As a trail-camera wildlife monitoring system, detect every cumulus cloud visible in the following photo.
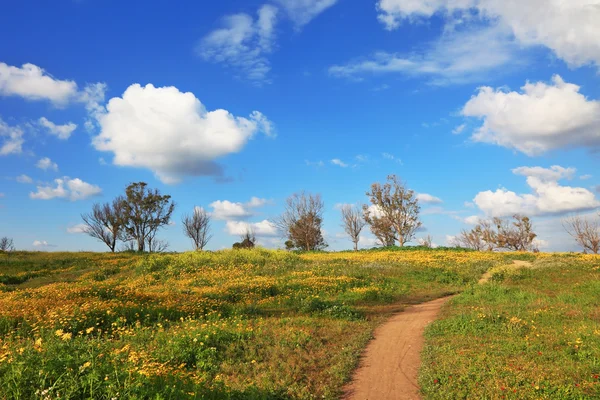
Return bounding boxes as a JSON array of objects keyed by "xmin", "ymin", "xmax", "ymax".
[
  {"xmin": 30, "ymin": 177, "xmax": 102, "ymax": 201},
  {"xmin": 464, "ymin": 215, "xmax": 481, "ymax": 225},
  {"xmin": 16, "ymin": 174, "xmax": 33, "ymax": 184},
  {"xmin": 198, "ymin": 5, "xmax": 278, "ymax": 83},
  {"xmin": 92, "ymin": 83, "xmax": 273, "ymax": 184},
  {"xmin": 39, "ymin": 117, "xmax": 77, "ymax": 140},
  {"xmin": 36, "ymin": 157, "xmax": 58, "ymax": 171},
  {"xmin": 329, "ymin": 24, "xmax": 521, "ymax": 85},
  {"xmin": 417, "ymin": 193, "xmax": 443, "ymax": 204},
  {"xmin": 33, "ymin": 240, "xmax": 51, "ymax": 247},
  {"xmin": 331, "ymin": 158, "xmax": 348, "ymax": 167},
  {"xmin": 473, "ymin": 166, "xmax": 600, "ymax": 217},
  {"xmin": 225, "ymin": 219, "xmax": 278, "ymax": 237},
  {"xmin": 0, "ymin": 118, "xmax": 24, "ymax": 155},
  {"xmin": 463, "ymin": 75, "xmax": 600, "ymax": 155},
  {"xmin": 67, "ymin": 224, "xmax": 88, "ymax": 234},
  {"xmin": 273, "ymin": 0, "xmax": 339, "ymax": 28},
  {"xmin": 0, "ymin": 62, "xmax": 78, "ymax": 105},
  {"xmin": 376, "ymin": 0, "xmax": 600, "ymax": 69},
  {"xmin": 210, "ymin": 197, "xmax": 270, "ymax": 220}
]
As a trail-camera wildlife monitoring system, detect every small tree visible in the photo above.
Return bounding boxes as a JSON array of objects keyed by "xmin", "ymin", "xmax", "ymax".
[
  {"xmin": 340, "ymin": 204, "xmax": 366, "ymax": 251},
  {"xmin": 120, "ymin": 182, "xmax": 175, "ymax": 252},
  {"xmin": 0, "ymin": 237, "xmax": 15, "ymax": 252},
  {"xmin": 274, "ymin": 192, "xmax": 326, "ymax": 251},
  {"xmin": 563, "ymin": 215, "xmax": 600, "ymax": 254},
  {"xmin": 364, "ymin": 175, "xmax": 421, "ymax": 247},
  {"xmin": 233, "ymin": 228, "xmax": 256, "ymax": 249},
  {"xmin": 418, "ymin": 235, "xmax": 433, "ymax": 248},
  {"xmin": 454, "ymin": 215, "xmax": 537, "ymax": 252},
  {"xmin": 81, "ymin": 197, "xmax": 125, "ymax": 252},
  {"xmin": 182, "ymin": 207, "xmax": 212, "ymax": 251},
  {"xmin": 452, "ymin": 224, "xmax": 494, "ymax": 251}
]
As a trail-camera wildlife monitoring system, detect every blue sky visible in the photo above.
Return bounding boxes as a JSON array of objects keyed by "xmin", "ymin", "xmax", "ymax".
[{"xmin": 2, "ymin": 0, "xmax": 600, "ymax": 252}]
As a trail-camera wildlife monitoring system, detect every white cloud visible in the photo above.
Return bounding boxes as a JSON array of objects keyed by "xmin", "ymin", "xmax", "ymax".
[
  {"xmin": 376, "ymin": 0, "xmax": 600, "ymax": 69},
  {"xmin": 210, "ymin": 197, "xmax": 270, "ymax": 220},
  {"xmin": 581, "ymin": 174, "xmax": 593, "ymax": 180},
  {"xmin": 473, "ymin": 166, "xmax": 600, "ymax": 217},
  {"xmin": 417, "ymin": 193, "xmax": 443, "ymax": 204},
  {"xmin": 358, "ymin": 235, "xmax": 379, "ymax": 248},
  {"xmin": 452, "ymin": 123, "xmax": 466, "ymax": 135},
  {"xmin": 273, "ymin": 0, "xmax": 338, "ymax": 28},
  {"xmin": 16, "ymin": 174, "xmax": 33, "ymax": 184},
  {"xmin": 0, "ymin": 62, "xmax": 78, "ymax": 105},
  {"xmin": 36, "ymin": 157, "xmax": 58, "ymax": 171},
  {"xmin": 0, "ymin": 118, "xmax": 24, "ymax": 155},
  {"xmin": 512, "ymin": 165, "xmax": 575, "ymax": 182},
  {"xmin": 464, "ymin": 75, "xmax": 600, "ymax": 155},
  {"xmin": 39, "ymin": 117, "xmax": 77, "ymax": 140},
  {"xmin": 33, "ymin": 240, "xmax": 51, "ymax": 247},
  {"xmin": 329, "ymin": 24, "xmax": 521, "ymax": 85},
  {"xmin": 464, "ymin": 215, "xmax": 481, "ymax": 225},
  {"xmin": 92, "ymin": 83, "xmax": 273, "ymax": 184},
  {"xmin": 382, "ymin": 152, "xmax": 403, "ymax": 164},
  {"xmin": 67, "ymin": 224, "xmax": 88, "ymax": 234},
  {"xmin": 331, "ymin": 158, "xmax": 348, "ymax": 167},
  {"xmin": 30, "ymin": 177, "xmax": 102, "ymax": 201},
  {"xmin": 225, "ymin": 219, "xmax": 278, "ymax": 237},
  {"xmin": 197, "ymin": 5, "xmax": 278, "ymax": 83},
  {"xmin": 305, "ymin": 160, "xmax": 325, "ymax": 167}
]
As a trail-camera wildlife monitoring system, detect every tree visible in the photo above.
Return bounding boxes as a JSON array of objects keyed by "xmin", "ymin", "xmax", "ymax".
[
  {"xmin": 363, "ymin": 175, "xmax": 421, "ymax": 247},
  {"xmin": 340, "ymin": 204, "xmax": 366, "ymax": 251},
  {"xmin": 418, "ymin": 235, "xmax": 433, "ymax": 248},
  {"xmin": 0, "ymin": 237, "xmax": 15, "ymax": 252},
  {"xmin": 120, "ymin": 182, "xmax": 175, "ymax": 252},
  {"xmin": 233, "ymin": 228, "xmax": 256, "ymax": 249},
  {"xmin": 454, "ymin": 215, "xmax": 537, "ymax": 252},
  {"xmin": 563, "ymin": 215, "xmax": 600, "ymax": 254},
  {"xmin": 81, "ymin": 197, "xmax": 125, "ymax": 252},
  {"xmin": 182, "ymin": 207, "xmax": 212, "ymax": 251},
  {"xmin": 274, "ymin": 192, "xmax": 326, "ymax": 251}
]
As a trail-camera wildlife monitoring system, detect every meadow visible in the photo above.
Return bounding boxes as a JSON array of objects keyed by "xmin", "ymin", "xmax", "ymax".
[{"xmin": 0, "ymin": 249, "xmax": 597, "ymax": 399}]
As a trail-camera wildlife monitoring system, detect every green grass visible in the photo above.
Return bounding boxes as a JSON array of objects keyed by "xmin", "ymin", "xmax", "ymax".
[{"xmin": 420, "ymin": 255, "xmax": 600, "ymax": 399}]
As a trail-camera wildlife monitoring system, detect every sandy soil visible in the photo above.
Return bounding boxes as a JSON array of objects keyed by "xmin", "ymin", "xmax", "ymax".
[{"xmin": 342, "ymin": 296, "xmax": 452, "ymax": 400}]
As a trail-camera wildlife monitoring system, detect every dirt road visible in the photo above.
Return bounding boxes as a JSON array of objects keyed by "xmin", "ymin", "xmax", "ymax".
[{"xmin": 342, "ymin": 296, "xmax": 452, "ymax": 400}]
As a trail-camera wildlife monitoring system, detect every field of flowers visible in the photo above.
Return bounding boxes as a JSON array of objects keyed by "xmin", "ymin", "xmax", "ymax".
[{"xmin": 0, "ymin": 248, "xmax": 508, "ymax": 399}]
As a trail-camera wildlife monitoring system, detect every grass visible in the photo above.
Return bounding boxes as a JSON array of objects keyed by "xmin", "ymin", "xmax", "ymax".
[
  {"xmin": 0, "ymin": 248, "xmax": 505, "ymax": 399},
  {"xmin": 420, "ymin": 254, "xmax": 600, "ymax": 399}
]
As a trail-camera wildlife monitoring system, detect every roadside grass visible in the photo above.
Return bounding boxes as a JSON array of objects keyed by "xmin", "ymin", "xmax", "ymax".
[
  {"xmin": 0, "ymin": 248, "xmax": 505, "ymax": 399},
  {"xmin": 420, "ymin": 255, "xmax": 600, "ymax": 399}
]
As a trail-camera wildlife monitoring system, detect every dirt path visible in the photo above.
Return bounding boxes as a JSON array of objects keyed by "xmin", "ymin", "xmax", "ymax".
[
  {"xmin": 342, "ymin": 296, "xmax": 452, "ymax": 400},
  {"xmin": 478, "ymin": 260, "xmax": 533, "ymax": 284},
  {"xmin": 343, "ymin": 260, "xmax": 535, "ymax": 400}
]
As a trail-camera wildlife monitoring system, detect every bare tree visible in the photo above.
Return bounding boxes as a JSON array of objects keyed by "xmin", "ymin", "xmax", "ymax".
[
  {"xmin": 363, "ymin": 175, "xmax": 421, "ymax": 247},
  {"xmin": 563, "ymin": 215, "xmax": 600, "ymax": 254},
  {"xmin": 418, "ymin": 235, "xmax": 433, "ymax": 248},
  {"xmin": 233, "ymin": 227, "xmax": 256, "ymax": 249},
  {"xmin": 81, "ymin": 197, "xmax": 125, "ymax": 252},
  {"xmin": 274, "ymin": 191, "xmax": 326, "ymax": 251},
  {"xmin": 0, "ymin": 237, "xmax": 15, "ymax": 252},
  {"xmin": 182, "ymin": 207, "xmax": 212, "ymax": 250},
  {"xmin": 341, "ymin": 205, "xmax": 366, "ymax": 251},
  {"xmin": 120, "ymin": 182, "xmax": 175, "ymax": 252},
  {"xmin": 148, "ymin": 238, "xmax": 169, "ymax": 253},
  {"xmin": 454, "ymin": 215, "xmax": 536, "ymax": 252}
]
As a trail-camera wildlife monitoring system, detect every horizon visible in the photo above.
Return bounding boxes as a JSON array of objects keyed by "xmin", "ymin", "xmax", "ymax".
[{"xmin": 2, "ymin": 0, "xmax": 600, "ymax": 253}]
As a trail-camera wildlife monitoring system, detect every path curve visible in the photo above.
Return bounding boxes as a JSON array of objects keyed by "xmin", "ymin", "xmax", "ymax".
[{"xmin": 342, "ymin": 296, "xmax": 452, "ymax": 400}]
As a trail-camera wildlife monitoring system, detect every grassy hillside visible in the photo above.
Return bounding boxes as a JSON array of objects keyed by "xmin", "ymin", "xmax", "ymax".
[
  {"xmin": 0, "ymin": 249, "xmax": 505, "ymax": 399},
  {"xmin": 420, "ymin": 254, "xmax": 600, "ymax": 399}
]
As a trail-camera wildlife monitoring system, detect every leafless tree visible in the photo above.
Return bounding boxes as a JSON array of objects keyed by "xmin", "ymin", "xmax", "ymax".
[
  {"xmin": 363, "ymin": 175, "xmax": 422, "ymax": 247},
  {"xmin": 0, "ymin": 237, "xmax": 15, "ymax": 252},
  {"xmin": 341, "ymin": 204, "xmax": 366, "ymax": 251},
  {"xmin": 274, "ymin": 191, "xmax": 326, "ymax": 251},
  {"xmin": 81, "ymin": 197, "xmax": 126, "ymax": 252},
  {"xmin": 418, "ymin": 235, "xmax": 433, "ymax": 248},
  {"xmin": 233, "ymin": 227, "xmax": 256, "ymax": 249},
  {"xmin": 563, "ymin": 215, "xmax": 600, "ymax": 254},
  {"xmin": 148, "ymin": 238, "xmax": 169, "ymax": 253},
  {"xmin": 454, "ymin": 215, "xmax": 536, "ymax": 252},
  {"xmin": 182, "ymin": 207, "xmax": 212, "ymax": 250}
]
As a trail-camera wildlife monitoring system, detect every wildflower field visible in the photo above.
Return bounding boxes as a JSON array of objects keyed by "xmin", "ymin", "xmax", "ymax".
[{"xmin": 0, "ymin": 249, "xmax": 598, "ymax": 399}]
